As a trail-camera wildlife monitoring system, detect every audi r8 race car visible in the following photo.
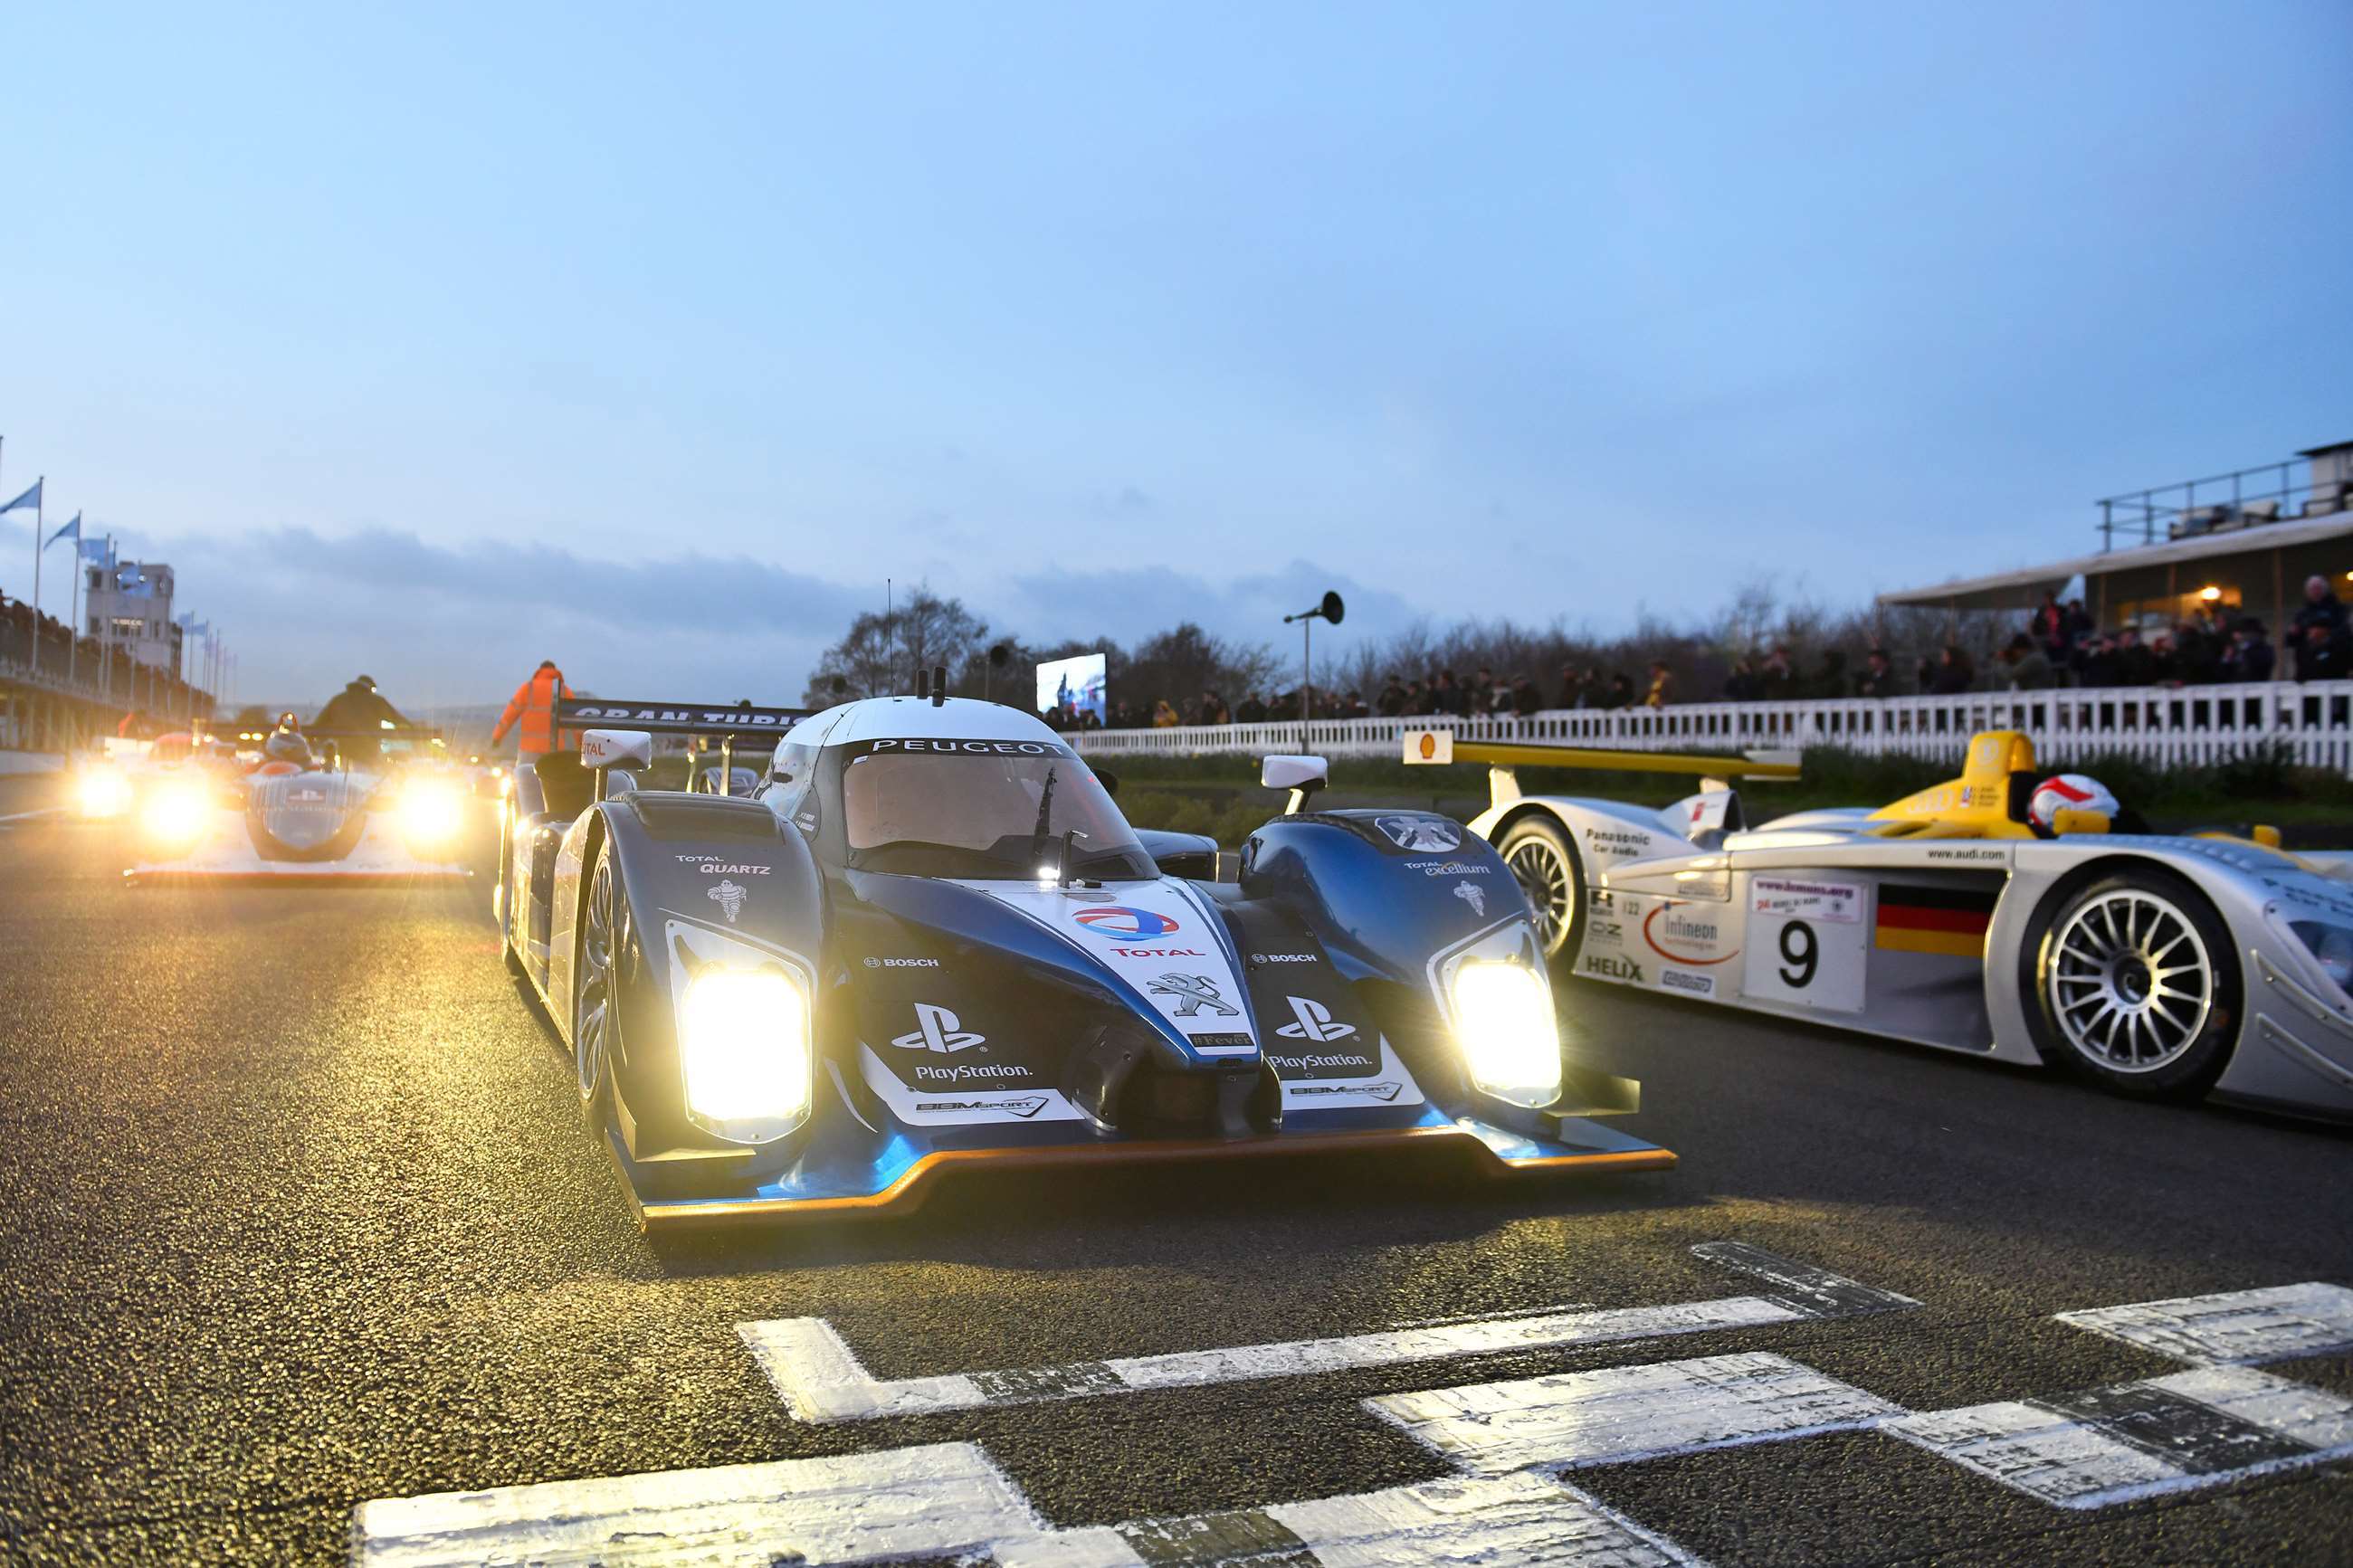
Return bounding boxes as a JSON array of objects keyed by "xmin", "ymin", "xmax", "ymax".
[
  {"xmin": 495, "ymin": 690, "xmax": 1667, "ymax": 1226},
  {"xmin": 124, "ymin": 724, "xmax": 472, "ymax": 883},
  {"xmin": 1406, "ymin": 726, "xmax": 2353, "ymax": 1120}
]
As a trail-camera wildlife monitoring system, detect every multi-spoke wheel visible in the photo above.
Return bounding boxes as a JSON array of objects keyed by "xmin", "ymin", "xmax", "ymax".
[
  {"xmin": 573, "ymin": 839, "xmax": 629, "ymax": 1126},
  {"xmin": 2030, "ymin": 869, "xmax": 2238, "ymax": 1100},
  {"xmin": 1495, "ymin": 814, "xmax": 1585, "ymax": 962},
  {"xmin": 497, "ymin": 802, "xmax": 527, "ymax": 977}
]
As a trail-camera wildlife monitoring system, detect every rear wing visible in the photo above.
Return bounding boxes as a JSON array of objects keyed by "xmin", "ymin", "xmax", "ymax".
[
  {"xmin": 1400, "ymin": 727, "xmax": 1801, "ymax": 814},
  {"xmin": 557, "ymin": 698, "xmax": 810, "ymax": 794}
]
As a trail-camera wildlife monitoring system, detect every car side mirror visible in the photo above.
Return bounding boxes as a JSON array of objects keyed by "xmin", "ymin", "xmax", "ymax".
[
  {"xmin": 1262, "ymin": 754, "xmax": 1329, "ymax": 815},
  {"xmin": 582, "ymin": 728, "xmax": 654, "ymax": 803},
  {"xmin": 1093, "ymin": 765, "xmax": 1120, "ymax": 798}
]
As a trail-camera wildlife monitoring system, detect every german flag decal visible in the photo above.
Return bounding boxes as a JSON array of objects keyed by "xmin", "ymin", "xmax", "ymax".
[{"xmin": 1874, "ymin": 882, "xmax": 1999, "ymax": 958}]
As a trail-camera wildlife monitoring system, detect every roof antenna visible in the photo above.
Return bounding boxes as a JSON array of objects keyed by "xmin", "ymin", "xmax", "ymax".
[
  {"xmin": 914, "ymin": 667, "xmax": 929, "ymax": 700},
  {"xmin": 931, "ymin": 666, "xmax": 948, "ymax": 707}
]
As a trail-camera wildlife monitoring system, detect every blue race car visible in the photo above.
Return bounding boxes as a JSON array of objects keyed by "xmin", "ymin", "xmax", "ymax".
[{"xmin": 495, "ymin": 688, "xmax": 1669, "ymax": 1227}]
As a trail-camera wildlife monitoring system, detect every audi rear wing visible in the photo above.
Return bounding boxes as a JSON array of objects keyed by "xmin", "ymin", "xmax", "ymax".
[
  {"xmin": 1400, "ymin": 727, "xmax": 1801, "ymax": 813},
  {"xmin": 557, "ymin": 698, "xmax": 810, "ymax": 794}
]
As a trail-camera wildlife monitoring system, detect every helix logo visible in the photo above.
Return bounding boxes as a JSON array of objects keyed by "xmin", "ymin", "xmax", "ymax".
[
  {"xmin": 1274, "ymin": 995, "xmax": 1357, "ymax": 1042},
  {"xmin": 891, "ymin": 1003, "xmax": 986, "ymax": 1054}
]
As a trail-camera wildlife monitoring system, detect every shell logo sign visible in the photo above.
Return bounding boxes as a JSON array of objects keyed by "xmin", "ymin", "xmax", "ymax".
[{"xmin": 1402, "ymin": 729, "xmax": 1454, "ymax": 765}]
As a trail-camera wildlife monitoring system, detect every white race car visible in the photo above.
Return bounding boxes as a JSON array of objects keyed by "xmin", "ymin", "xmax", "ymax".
[
  {"xmin": 125, "ymin": 726, "xmax": 472, "ymax": 884},
  {"xmin": 1403, "ymin": 727, "xmax": 2353, "ymax": 1120}
]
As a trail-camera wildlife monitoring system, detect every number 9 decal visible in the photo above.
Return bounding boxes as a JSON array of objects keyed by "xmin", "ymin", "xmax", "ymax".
[{"xmin": 1777, "ymin": 918, "xmax": 1817, "ymax": 989}]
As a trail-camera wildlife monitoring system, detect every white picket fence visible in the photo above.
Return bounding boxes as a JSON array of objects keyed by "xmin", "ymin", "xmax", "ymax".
[{"xmin": 1074, "ymin": 680, "xmax": 2353, "ymax": 773}]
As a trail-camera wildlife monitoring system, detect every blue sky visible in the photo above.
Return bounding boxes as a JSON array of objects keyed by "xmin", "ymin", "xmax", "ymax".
[{"xmin": 3, "ymin": 1, "xmax": 2347, "ymax": 706}]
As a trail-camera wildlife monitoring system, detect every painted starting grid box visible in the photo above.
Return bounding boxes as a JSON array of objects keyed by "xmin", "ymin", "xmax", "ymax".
[{"xmin": 351, "ymin": 1258, "xmax": 2353, "ymax": 1567}]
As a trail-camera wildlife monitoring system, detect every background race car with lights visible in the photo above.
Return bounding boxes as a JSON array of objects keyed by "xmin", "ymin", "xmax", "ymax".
[
  {"xmin": 493, "ymin": 686, "xmax": 1667, "ymax": 1227},
  {"xmin": 1404, "ymin": 725, "xmax": 2353, "ymax": 1120},
  {"xmin": 119, "ymin": 722, "xmax": 472, "ymax": 884}
]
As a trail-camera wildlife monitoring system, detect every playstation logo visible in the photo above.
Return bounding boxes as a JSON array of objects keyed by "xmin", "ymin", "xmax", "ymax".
[
  {"xmin": 1274, "ymin": 994, "xmax": 1357, "ymax": 1042},
  {"xmin": 891, "ymin": 1003, "xmax": 986, "ymax": 1054}
]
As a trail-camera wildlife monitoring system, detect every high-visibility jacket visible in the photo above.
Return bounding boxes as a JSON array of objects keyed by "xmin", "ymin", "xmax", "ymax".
[{"xmin": 491, "ymin": 664, "xmax": 576, "ymax": 756}]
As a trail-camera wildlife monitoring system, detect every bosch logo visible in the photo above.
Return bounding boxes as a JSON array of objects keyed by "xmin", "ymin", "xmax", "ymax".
[{"xmin": 1073, "ymin": 906, "xmax": 1182, "ymax": 940}]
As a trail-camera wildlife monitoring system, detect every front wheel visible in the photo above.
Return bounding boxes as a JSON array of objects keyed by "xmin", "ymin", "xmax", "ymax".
[
  {"xmin": 573, "ymin": 838, "xmax": 632, "ymax": 1130},
  {"xmin": 497, "ymin": 804, "xmax": 526, "ymax": 977},
  {"xmin": 2026, "ymin": 868, "xmax": 2239, "ymax": 1100},
  {"xmin": 1496, "ymin": 813, "xmax": 1585, "ymax": 963}
]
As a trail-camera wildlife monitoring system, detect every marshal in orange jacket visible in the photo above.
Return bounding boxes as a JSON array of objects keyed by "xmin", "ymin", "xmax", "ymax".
[{"xmin": 491, "ymin": 661, "xmax": 576, "ymax": 756}]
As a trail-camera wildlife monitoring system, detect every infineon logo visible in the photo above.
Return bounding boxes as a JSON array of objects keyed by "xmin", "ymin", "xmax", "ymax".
[{"xmin": 1073, "ymin": 906, "xmax": 1182, "ymax": 940}]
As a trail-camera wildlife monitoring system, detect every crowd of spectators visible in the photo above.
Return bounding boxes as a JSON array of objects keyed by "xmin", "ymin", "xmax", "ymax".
[{"xmin": 1045, "ymin": 577, "xmax": 2353, "ymax": 730}]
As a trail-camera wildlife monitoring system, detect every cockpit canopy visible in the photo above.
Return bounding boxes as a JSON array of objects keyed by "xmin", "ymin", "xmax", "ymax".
[{"xmin": 840, "ymin": 740, "xmax": 1152, "ymax": 880}]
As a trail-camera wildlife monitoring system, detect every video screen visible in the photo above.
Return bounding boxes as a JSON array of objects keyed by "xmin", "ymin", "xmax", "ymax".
[{"xmin": 1035, "ymin": 653, "xmax": 1108, "ymax": 727}]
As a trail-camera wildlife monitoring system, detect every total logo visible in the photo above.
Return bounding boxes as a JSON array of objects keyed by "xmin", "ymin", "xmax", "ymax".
[
  {"xmin": 1073, "ymin": 906, "xmax": 1183, "ymax": 941},
  {"xmin": 289, "ymin": 787, "xmax": 328, "ymax": 805},
  {"xmin": 1274, "ymin": 994, "xmax": 1357, "ymax": 1042},
  {"xmin": 891, "ymin": 1003, "xmax": 986, "ymax": 1054}
]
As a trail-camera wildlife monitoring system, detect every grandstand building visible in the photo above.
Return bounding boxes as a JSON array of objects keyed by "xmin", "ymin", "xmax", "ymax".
[
  {"xmin": 84, "ymin": 558, "xmax": 183, "ymax": 674},
  {"xmin": 1881, "ymin": 439, "xmax": 2353, "ymax": 642}
]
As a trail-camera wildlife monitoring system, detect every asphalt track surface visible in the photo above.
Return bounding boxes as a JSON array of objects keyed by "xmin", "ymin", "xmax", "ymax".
[{"xmin": 3, "ymin": 793, "xmax": 2351, "ymax": 1566}]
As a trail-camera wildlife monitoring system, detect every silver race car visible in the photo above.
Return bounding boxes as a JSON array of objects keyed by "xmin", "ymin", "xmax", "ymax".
[
  {"xmin": 1403, "ymin": 726, "xmax": 2353, "ymax": 1120},
  {"xmin": 125, "ymin": 723, "xmax": 472, "ymax": 884}
]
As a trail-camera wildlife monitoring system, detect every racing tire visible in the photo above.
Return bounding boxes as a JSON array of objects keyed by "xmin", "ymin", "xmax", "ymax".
[
  {"xmin": 1496, "ymin": 813, "xmax": 1585, "ymax": 964},
  {"xmin": 572, "ymin": 837, "xmax": 631, "ymax": 1133},
  {"xmin": 2023, "ymin": 866, "xmax": 2240, "ymax": 1102},
  {"xmin": 497, "ymin": 805, "xmax": 527, "ymax": 978}
]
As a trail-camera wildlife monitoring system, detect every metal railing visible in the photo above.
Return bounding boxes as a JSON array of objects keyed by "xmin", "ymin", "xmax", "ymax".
[
  {"xmin": 0, "ymin": 649, "xmax": 214, "ymax": 726},
  {"xmin": 1075, "ymin": 682, "xmax": 2353, "ymax": 773},
  {"xmin": 2097, "ymin": 460, "xmax": 2343, "ymax": 551}
]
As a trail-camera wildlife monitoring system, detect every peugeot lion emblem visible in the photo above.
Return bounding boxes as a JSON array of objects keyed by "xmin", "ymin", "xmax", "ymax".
[
  {"xmin": 1148, "ymin": 974, "xmax": 1239, "ymax": 1018},
  {"xmin": 707, "ymin": 879, "xmax": 748, "ymax": 924}
]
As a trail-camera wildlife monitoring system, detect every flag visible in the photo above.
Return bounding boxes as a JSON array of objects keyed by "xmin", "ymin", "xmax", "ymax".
[
  {"xmin": 43, "ymin": 511, "xmax": 80, "ymax": 550},
  {"xmin": 0, "ymin": 480, "xmax": 39, "ymax": 514},
  {"xmin": 80, "ymin": 537, "xmax": 112, "ymax": 564}
]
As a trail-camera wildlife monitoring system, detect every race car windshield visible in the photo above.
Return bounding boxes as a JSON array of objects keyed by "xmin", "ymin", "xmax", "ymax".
[{"xmin": 843, "ymin": 747, "xmax": 1154, "ymax": 879}]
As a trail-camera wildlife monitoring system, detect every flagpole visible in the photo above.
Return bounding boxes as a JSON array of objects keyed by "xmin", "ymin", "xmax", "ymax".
[
  {"xmin": 29, "ymin": 481, "xmax": 42, "ymax": 678},
  {"xmin": 67, "ymin": 537, "xmax": 79, "ymax": 686}
]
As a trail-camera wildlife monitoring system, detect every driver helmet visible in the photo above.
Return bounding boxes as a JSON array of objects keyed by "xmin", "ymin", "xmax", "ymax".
[
  {"xmin": 2028, "ymin": 774, "xmax": 2119, "ymax": 834},
  {"xmin": 264, "ymin": 727, "xmax": 313, "ymax": 767}
]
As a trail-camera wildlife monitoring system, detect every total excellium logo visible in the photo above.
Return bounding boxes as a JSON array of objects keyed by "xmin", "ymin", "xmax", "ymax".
[
  {"xmin": 1072, "ymin": 906, "xmax": 1182, "ymax": 940},
  {"xmin": 891, "ymin": 1003, "xmax": 986, "ymax": 1053}
]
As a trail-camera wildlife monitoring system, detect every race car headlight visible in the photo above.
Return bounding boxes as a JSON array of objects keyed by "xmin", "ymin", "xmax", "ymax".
[
  {"xmin": 140, "ymin": 781, "xmax": 211, "ymax": 846},
  {"xmin": 677, "ymin": 965, "xmax": 813, "ymax": 1143},
  {"xmin": 396, "ymin": 781, "xmax": 465, "ymax": 847},
  {"xmin": 1451, "ymin": 960, "xmax": 1563, "ymax": 1108},
  {"xmin": 2287, "ymin": 920, "xmax": 2353, "ymax": 995},
  {"xmin": 78, "ymin": 767, "xmax": 133, "ymax": 820}
]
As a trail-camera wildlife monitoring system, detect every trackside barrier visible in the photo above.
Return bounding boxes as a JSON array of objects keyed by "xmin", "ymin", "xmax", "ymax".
[{"xmin": 1073, "ymin": 680, "xmax": 2353, "ymax": 774}]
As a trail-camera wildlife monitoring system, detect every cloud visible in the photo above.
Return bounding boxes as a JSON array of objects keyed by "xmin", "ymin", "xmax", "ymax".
[
  {"xmin": 1002, "ymin": 558, "xmax": 1421, "ymax": 652},
  {"xmin": 129, "ymin": 526, "xmax": 863, "ymax": 706}
]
